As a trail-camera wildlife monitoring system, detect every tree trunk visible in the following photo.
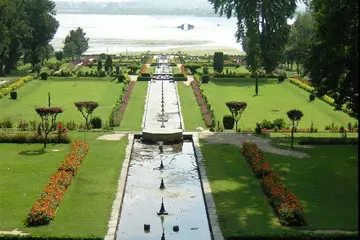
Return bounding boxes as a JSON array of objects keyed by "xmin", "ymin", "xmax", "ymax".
[
  {"xmin": 255, "ymin": 75, "xmax": 259, "ymax": 96},
  {"xmin": 291, "ymin": 126, "xmax": 294, "ymax": 148},
  {"xmin": 44, "ymin": 133, "xmax": 48, "ymax": 149}
]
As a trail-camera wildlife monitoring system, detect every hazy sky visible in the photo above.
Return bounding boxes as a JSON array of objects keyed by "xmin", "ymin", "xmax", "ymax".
[{"xmin": 53, "ymin": 0, "xmax": 307, "ymax": 11}]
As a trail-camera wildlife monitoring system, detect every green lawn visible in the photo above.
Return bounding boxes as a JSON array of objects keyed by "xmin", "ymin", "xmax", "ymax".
[
  {"xmin": 177, "ymin": 82, "xmax": 207, "ymax": 131},
  {"xmin": 0, "ymin": 132, "xmax": 128, "ymax": 237},
  {"xmin": 118, "ymin": 81, "xmax": 148, "ymax": 131},
  {"xmin": 196, "ymin": 66, "xmax": 249, "ymax": 74},
  {"xmin": 201, "ymin": 78, "xmax": 356, "ymax": 131},
  {"xmin": 200, "ymin": 141, "xmax": 358, "ymax": 238},
  {"xmin": 0, "ymin": 78, "xmax": 122, "ymax": 125}
]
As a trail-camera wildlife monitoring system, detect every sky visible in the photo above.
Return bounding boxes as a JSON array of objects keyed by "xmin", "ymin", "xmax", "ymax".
[{"xmin": 53, "ymin": 0, "xmax": 307, "ymax": 11}]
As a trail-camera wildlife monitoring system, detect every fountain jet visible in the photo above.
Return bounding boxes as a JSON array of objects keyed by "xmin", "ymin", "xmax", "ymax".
[
  {"xmin": 157, "ymin": 198, "xmax": 168, "ymax": 215},
  {"xmin": 159, "ymin": 178, "xmax": 165, "ymax": 189}
]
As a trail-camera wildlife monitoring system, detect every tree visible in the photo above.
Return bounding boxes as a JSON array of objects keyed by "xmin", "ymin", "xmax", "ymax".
[
  {"xmin": 225, "ymin": 101, "xmax": 247, "ymax": 131},
  {"xmin": 22, "ymin": 0, "xmax": 59, "ymax": 70},
  {"xmin": 128, "ymin": 64, "xmax": 139, "ymax": 74},
  {"xmin": 35, "ymin": 107, "xmax": 63, "ymax": 148},
  {"xmin": 97, "ymin": 60, "xmax": 102, "ymax": 72},
  {"xmin": 55, "ymin": 51, "xmax": 64, "ymax": 61},
  {"xmin": 304, "ymin": 0, "xmax": 358, "ymax": 116},
  {"xmin": 40, "ymin": 44, "xmax": 54, "ymax": 64},
  {"xmin": 285, "ymin": 11, "xmax": 315, "ymax": 75},
  {"xmin": 63, "ymin": 41, "xmax": 76, "ymax": 60},
  {"xmin": 287, "ymin": 109, "xmax": 303, "ymax": 148},
  {"xmin": 63, "ymin": 27, "xmax": 89, "ymax": 60},
  {"xmin": 0, "ymin": 0, "xmax": 31, "ymax": 75},
  {"xmin": 74, "ymin": 101, "xmax": 99, "ymax": 130},
  {"xmin": 213, "ymin": 52, "xmax": 224, "ymax": 73},
  {"xmin": 208, "ymin": 0, "xmax": 298, "ymax": 73},
  {"xmin": 115, "ymin": 63, "xmax": 120, "ymax": 77},
  {"xmin": 104, "ymin": 55, "xmax": 113, "ymax": 74},
  {"xmin": 243, "ymin": 31, "xmax": 261, "ymax": 96}
]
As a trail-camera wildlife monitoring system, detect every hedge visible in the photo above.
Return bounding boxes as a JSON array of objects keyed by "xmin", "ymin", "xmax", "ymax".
[
  {"xmin": 173, "ymin": 77, "xmax": 187, "ymax": 81},
  {"xmin": 137, "ymin": 77, "xmax": 151, "ymax": 81},
  {"xmin": 0, "ymin": 76, "xmax": 33, "ymax": 99},
  {"xmin": 0, "ymin": 133, "xmax": 70, "ymax": 144},
  {"xmin": 288, "ymin": 78, "xmax": 353, "ymax": 116},
  {"xmin": 298, "ymin": 137, "xmax": 358, "ymax": 145}
]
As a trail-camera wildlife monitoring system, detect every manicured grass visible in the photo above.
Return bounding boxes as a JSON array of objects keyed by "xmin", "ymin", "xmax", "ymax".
[
  {"xmin": 0, "ymin": 132, "xmax": 128, "ymax": 237},
  {"xmin": 118, "ymin": 81, "xmax": 148, "ymax": 131},
  {"xmin": 200, "ymin": 141, "xmax": 358, "ymax": 238},
  {"xmin": 201, "ymin": 78, "xmax": 356, "ymax": 131},
  {"xmin": 197, "ymin": 66, "xmax": 249, "ymax": 74},
  {"xmin": 269, "ymin": 132, "xmax": 358, "ymax": 138},
  {"xmin": 263, "ymin": 145, "xmax": 358, "ymax": 231},
  {"xmin": 177, "ymin": 82, "xmax": 207, "ymax": 131},
  {"xmin": 0, "ymin": 78, "xmax": 122, "ymax": 125}
]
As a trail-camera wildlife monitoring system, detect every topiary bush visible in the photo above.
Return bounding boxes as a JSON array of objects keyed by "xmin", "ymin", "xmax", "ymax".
[
  {"xmin": 90, "ymin": 116, "xmax": 102, "ymax": 129},
  {"xmin": 309, "ymin": 93, "xmax": 315, "ymax": 101},
  {"xmin": 223, "ymin": 115, "xmax": 235, "ymax": 129},
  {"xmin": 40, "ymin": 72, "xmax": 48, "ymax": 80},
  {"xmin": 201, "ymin": 75, "xmax": 210, "ymax": 83},
  {"xmin": 278, "ymin": 71, "xmax": 287, "ymax": 82},
  {"xmin": 10, "ymin": 91, "xmax": 17, "ymax": 100}
]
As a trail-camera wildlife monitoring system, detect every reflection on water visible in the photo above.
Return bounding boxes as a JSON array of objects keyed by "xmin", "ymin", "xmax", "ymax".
[{"xmin": 116, "ymin": 140, "xmax": 212, "ymax": 240}]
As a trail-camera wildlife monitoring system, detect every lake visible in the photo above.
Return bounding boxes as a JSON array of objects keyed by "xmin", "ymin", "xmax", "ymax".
[{"xmin": 50, "ymin": 14, "xmax": 243, "ymax": 54}]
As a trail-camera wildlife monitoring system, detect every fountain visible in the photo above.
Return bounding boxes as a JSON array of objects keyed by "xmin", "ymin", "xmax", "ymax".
[
  {"xmin": 159, "ymin": 178, "xmax": 165, "ymax": 189},
  {"xmin": 157, "ymin": 198, "xmax": 168, "ymax": 215}
]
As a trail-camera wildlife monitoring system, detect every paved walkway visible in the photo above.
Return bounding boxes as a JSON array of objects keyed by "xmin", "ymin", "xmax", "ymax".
[
  {"xmin": 198, "ymin": 132, "xmax": 310, "ymax": 158},
  {"xmin": 183, "ymin": 74, "xmax": 194, "ymax": 86}
]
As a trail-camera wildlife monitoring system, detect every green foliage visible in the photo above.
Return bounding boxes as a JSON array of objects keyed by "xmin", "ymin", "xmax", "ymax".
[
  {"xmin": 287, "ymin": 109, "xmax": 304, "ymax": 148},
  {"xmin": 201, "ymin": 75, "xmax": 210, "ymax": 83},
  {"xmin": 222, "ymin": 115, "xmax": 235, "ymax": 129},
  {"xmin": 10, "ymin": 91, "xmax": 17, "ymax": 100},
  {"xmin": 305, "ymin": 0, "xmax": 358, "ymax": 116},
  {"xmin": 90, "ymin": 116, "xmax": 102, "ymax": 129},
  {"xmin": 0, "ymin": 118, "xmax": 13, "ymax": 128},
  {"xmin": 225, "ymin": 101, "xmax": 247, "ymax": 131},
  {"xmin": 104, "ymin": 55, "xmax": 113, "ymax": 72},
  {"xmin": 309, "ymin": 93, "xmax": 315, "ymax": 102},
  {"xmin": 40, "ymin": 72, "xmax": 48, "ymax": 80},
  {"xmin": 0, "ymin": 133, "xmax": 70, "ymax": 143},
  {"xmin": 213, "ymin": 52, "xmax": 224, "ymax": 73},
  {"xmin": 278, "ymin": 71, "xmax": 287, "ymax": 83},
  {"xmin": 97, "ymin": 60, "xmax": 102, "ymax": 71},
  {"xmin": 184, "ymin": 64, "xmax": 201, "ymax": 74},
  {"xmin": 55, "ymin": 51, "xmax": 64, "ymax": 61},
  {"xmin": 63, "ymin": 27, "xmax": 89, "ymax": 59}
]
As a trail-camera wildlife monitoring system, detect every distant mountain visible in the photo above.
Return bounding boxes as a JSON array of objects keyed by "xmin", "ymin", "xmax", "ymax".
[{"xmin": 54, "ymin": 0, "xmax": 219, "ymax": 16}]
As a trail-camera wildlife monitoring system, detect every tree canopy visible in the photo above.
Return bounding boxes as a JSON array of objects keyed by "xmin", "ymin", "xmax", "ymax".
[
  {"xmin": 208, "ymin": 0, "xmax": 298, "ymax": 73},
  {"xmin": 63, "ymin": 27, "xmax": 89, "ymax": 60},
  {"xmin": 304, "ymin": 0, "xmax": 358, "ymax": 116}
]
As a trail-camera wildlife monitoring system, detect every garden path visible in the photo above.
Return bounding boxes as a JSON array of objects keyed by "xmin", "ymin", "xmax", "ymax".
[{"xmin": 198, "ymin": 132, "xmax": 310, "ymax": 158}]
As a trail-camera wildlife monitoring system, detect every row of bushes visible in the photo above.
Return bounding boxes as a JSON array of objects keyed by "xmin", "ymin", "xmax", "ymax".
[
  {"xmin": 109, "ymin": 81, "xmax": 136, "ymax": 127},
  {"xmin": 288, "ymin": 78, "xmax": 353, "ymax": 116},
  {"xmin": 25, "ymin": 140, "xmax": 89, "ymax": 226},
  {"xmin": 0, "ymin": 133, "xmax": 70, "ymax": 143},
  {"xmin": 0, "ymin": 76, "xmax": 33, "ymax": 99},
  {"xmin": 173, "ymin": 72, "xmax": 187, "ymax": 81},
  {"xmin": 190, "ymin": 81, "xmax": 215, "ymax": 127},
  {"xmin": 298, "ymin": 137, "xmax": 358, "ymax": 145},
  {"xmin": 241, "ymin": 142, "xmax": 306, "ymax": 226}
]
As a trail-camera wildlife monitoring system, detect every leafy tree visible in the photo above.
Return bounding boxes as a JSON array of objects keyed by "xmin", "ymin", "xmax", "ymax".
[
  {"xmin": 97, "ymin": 59, "xmax": 102, "ymax": 71},
  {"xmin": 287, "ymin": 109, "xmax": 303, "ymax": 148},
  {"xmin": 0, "ymin": 0, "xmax": 30, "ymax": 75},
  {"xmin": 55, "ymin": 51, "xmax": 64, "ymax": 61},
  {"xmin": 225, "ymin": 101, "xmax": 247, "ymax": 131},
  {"xmin": 304, "ymin": 0, "xmax": 358, "ymax": 116},
  {"xmin": 104, "ymin": 55, "xmax": 113, "ymax": 73},
  {"xmin": 22, "ymin": 0, "xmax": 59, "ymax": 70},
  {"xmin": 285, "ymin": 11, "xmax": 315, "ymax": 75},
  {"xmin": 35, "ymin": 107, "xmax": 63, "ymax": 148},
  {"xmin": 74, "ymin": 101, "xmax": 99, "ymax": 130},
  {"xmin": 115, "ymin": 63, "xmax": 120, "ymax": 77},
  {"xmin": 63, "ymin": 41, "xmax": 76, "ymax": 60},
  {"xmin": 40, "ymin": 44, "xmax": 54, "ymax": 64},
  {"xmin": 128, "ymin": 64, "xmax": 139, "ymax": 74},
  {"xmin": 213, "ymin": 52, "xmax": 224, "ymax": 73},
  {"xmin": 243, "ymin": 31, "xmax": 261, "ymax": 96},
  {"xmin": 208, "ymin": 0, "xmax": 298, "ymax": 73},
  {"xmin": 63, "ymin": 27, "xmax": 89, "ymax": 60}
]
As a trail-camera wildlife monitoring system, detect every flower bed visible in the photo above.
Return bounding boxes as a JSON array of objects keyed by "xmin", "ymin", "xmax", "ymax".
[
  {"xmin": 190, "ymin": 81, "xmax": 215, "ymax": 127},
  {"xmin": 241, "ymin": 142, "xmax": 306, "ymax": 226},
  {"xmin": 109, "ymin": 81, "xmax": 136, "ymax": 127},
  {"xmin": 25, "ymin": 140, "xmax": 89, "ymax": 226}
]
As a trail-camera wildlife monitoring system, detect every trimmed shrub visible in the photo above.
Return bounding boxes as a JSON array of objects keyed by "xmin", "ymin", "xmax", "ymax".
[
  {"xmin": 309, "ymin": 93, "xmax": 315, "ymax": 101},
  {"xmin": 223, "ymin": 115, "xmax": 235, "ymax": 129},
  {"xmin": 141, "ymin": 73, "xmax": 151, "ymax": 77},
  {"xmin": 0, "ymin": 133, "xmax": 70, "ymax": 143},
  {"xmin": 40, "ymin": 72, "xmax": 48, "ymax": 80},
  {"xmin": 278, "ymin": 71, "xmax": 287, "ymax": 82},
  {"xmin": 10, "ymin": 91, "xmax": 17, "ymax": 100},
  {"xmin": 90, "ymin": 116, "xmax": 102, "ymax": 129},
  {"xmin": 213, "ymin": 52, "xmax": 224, "ymax": 73},
  {"xmin": 298, "ymin": 137, "xmax": 358, "ymax": 145},
  {"xmin": 117, "ymin": 74, "xmax": 125, "ymax": 82},
  {"xmin": 201, "ymin": 75, "xmax": 210, "ymax": 83}
]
